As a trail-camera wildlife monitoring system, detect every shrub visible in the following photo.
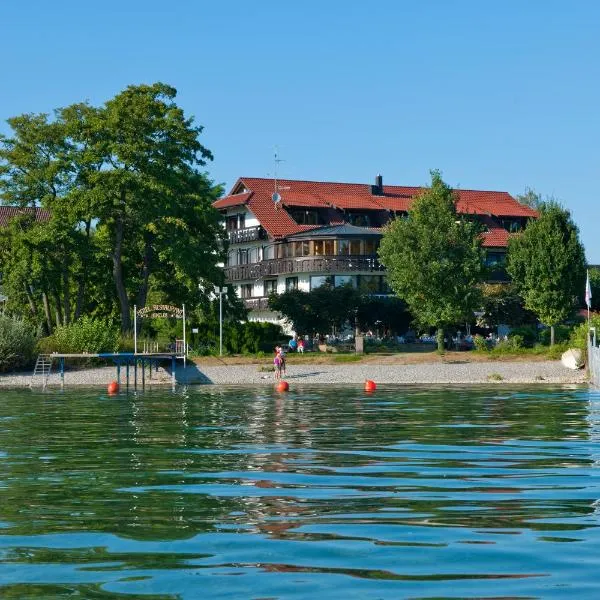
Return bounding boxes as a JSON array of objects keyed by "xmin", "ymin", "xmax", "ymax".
[
  {"xmin": 508, "ymin": 325, "xmax": 538, "ymax": 348},
  {"xmin": 38, "ymin": 317, "xmax": 120, "ymax": 354},
  {"xmin": 538, "ymin": 324, "xmax": 574, "ymax": 346},
  {"xmin": 0, "ymin": 315, "xmax": 39, "ymax": 372},
  {"xmin": 568, "ymin": 314, "xmax": 600, "ymax": 360},
  {"xmin": 473, "ymin": 335, "xmax": 488, "ymax": 351},
  {"xmin": 495, "ymin": 335, "xmax": 524, "ymax": 351}
]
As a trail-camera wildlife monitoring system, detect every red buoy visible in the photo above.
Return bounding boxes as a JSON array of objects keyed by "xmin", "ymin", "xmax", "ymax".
[
  {"xmin": 276, "ymin": 380, "xmax": 289, "ymax": 392},
  {"xmin": 107, "ymin": 381, "xmax": 120, "ymax": 394},
  {"xmin": 364, "ymin": 379, "xmax": 377, "ymax": 392}
]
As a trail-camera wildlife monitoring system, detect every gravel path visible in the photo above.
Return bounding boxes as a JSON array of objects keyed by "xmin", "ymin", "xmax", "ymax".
[{"xmin": 0, "ymin": 360, "xmax": 587, "ymax": 387}]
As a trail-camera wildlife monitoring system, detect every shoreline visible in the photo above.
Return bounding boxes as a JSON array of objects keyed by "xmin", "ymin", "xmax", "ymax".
[{"xmin": 0, "ymin": 359, "xmax": 587, "ymax": 388}]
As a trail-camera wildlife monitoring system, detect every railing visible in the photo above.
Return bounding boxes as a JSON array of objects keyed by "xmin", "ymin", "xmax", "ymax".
[
  {"xmin": 243, "ymin": 297, "xmax": 271, "ymax": 310},
  {"xmin": 228, "ymin": 226, "xmax": 266, "ymax": 244},
  {"xmin": 225, "ymin": 255, "xmax": 383, "ymax": 282},
  {"xmin": 589, "ymin": 329, "xmax": 600, "ymax": 387}
]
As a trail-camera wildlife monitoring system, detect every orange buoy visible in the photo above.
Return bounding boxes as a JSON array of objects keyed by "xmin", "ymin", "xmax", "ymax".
[
  {"xmin": 107, "ymin": 381, "xmax": 120, "ymax": 394},
  {"xmin": 364, "ymin": 379, "xmax": 377, "ymax": 392},
  {"xmin": 276, "ymin": 380, "xmax": 289, "ymax": 392}
]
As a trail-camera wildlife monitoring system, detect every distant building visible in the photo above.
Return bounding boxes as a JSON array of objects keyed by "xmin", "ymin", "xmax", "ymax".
[{"xmin": 213, "ymin": 176, "xmax": 537, "ymax": 324}]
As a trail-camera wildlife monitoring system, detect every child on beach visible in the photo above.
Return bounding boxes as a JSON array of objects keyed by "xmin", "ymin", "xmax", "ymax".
[{"xmin": 273, "ymin": 351, "xmax": 282, "ymax": 380}]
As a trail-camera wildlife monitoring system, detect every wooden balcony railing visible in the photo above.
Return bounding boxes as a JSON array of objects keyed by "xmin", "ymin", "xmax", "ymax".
[
  {"xmin": 243, "ymin": 297, "xmax": 271, "ymax": 310},
  {"xmin": 228, "ymin": 226, "xmax": 267, "ymax": 244},
  {"xmin": 225, "ymin": 255, "xmax": 383, "ymax": 282}
]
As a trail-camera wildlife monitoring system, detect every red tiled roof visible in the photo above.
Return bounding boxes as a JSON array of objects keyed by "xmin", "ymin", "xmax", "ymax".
[
  {"xmin": 0, "ymin": 206, "xmax": 50, "ymax": 227},
  {"xmin": 482, "ymin": 227, "xmax": 510, "ymax": 247},
  {"xmin": 214, "ymin": 177, "xmax": 538, "ymax": 242},
  {"xmin": 213, "ymin": 191, "xmax": 253, "ymax": 209}
]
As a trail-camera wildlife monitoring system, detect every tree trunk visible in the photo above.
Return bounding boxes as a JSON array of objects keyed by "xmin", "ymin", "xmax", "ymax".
[
  {"xmin": 112, "ymin": 209, "xmax": 131, "ymax": 331},
  {"xmin": 436, "ymin": 327, "xmax": 445, "ymax": 352},
  {"xmin": 74, "ymin": 220, "xmax": 91, "ymax": 320},
  {"xmin": 41, "ymin": 290, "xmax": 53, "ymax": 335},
  {"xmin": 62, "ymin": 262, "xmax": 70, "ymax": 325},
  {"xmin": 52, "ymin": 289, "xmax": 63, "ymax": 328},
  {"xmin": 550, "ymin": 325, "xmax": 555, "ymax": 347},
  {"xmin": 135, "ymin": 234, "xmax": 154, "ymax": 320},
  {"xmin": 24, "ymin": 283, "xmax": 38, "ymax": 317}
]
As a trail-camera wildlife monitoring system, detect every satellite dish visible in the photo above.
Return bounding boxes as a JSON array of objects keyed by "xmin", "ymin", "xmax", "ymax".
[{"xmin": 272, "ymin": 192, "xmax": 281, "ymax": 204}]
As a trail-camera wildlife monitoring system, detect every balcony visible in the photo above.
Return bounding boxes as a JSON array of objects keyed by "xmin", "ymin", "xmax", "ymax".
[
  {"xmin": 243, "ymin": 297, "xmax": 271, "ymax": 310},
  {"xmin": 228, "ymin": 226, "xmax": 267, "ymax": 244},
  {"xmin": 225, "ymin": 255, "xmax": 383, "ymax": 282}
]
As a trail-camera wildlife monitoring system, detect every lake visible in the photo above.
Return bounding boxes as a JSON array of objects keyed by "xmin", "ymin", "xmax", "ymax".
[{"xmin": 1, "ymin": 384, "xmax": 600, "ymax": 598}]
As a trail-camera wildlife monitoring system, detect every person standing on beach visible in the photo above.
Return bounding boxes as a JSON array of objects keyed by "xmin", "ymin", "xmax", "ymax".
[
  {"xmin": 298, "ymin": 338, "xmax": 304, "ymax": 354},
  {"xmin": 273, "ymin": 350, "xmax": 282, "ymax": 380}
]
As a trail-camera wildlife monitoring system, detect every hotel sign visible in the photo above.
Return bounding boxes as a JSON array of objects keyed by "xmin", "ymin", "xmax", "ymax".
[{"xmin": 137, "ymin": 304, "xmax": 183, "ymax": 319}]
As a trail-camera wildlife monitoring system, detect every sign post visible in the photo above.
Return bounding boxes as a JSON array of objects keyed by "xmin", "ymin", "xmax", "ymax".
[{"xmin": 134, "ymin": 305, "xmax": 137, "ymax": 354}]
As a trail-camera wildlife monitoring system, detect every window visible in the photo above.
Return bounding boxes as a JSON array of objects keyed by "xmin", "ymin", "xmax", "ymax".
[
  {"xmin": 285, "ymin": 277, "xmax": 298, "ymax": 291},
  {"xmin": 485, "ymin": 252, "xmax": 507, "ymax": 267},
  {"xmin": 364, "ymin": 239, "xmax": 379, "ymax": 255},
  {"xmin": 277, "ymin": 243, "xmax": 293, "ymax": 258},
  {"xmin": 338, "ymin": 240, "xmax": 350, "ymax": 255},
  {"xmin": 240, "ymin": 284, "xmax": 252, "ymax": 298},
  {"xmin": 348, "ymin": 212, "xmax": 371, "ymax": 227},
  {"xmin": 358, "ymin": 275, "xmax": 382, "ymax": 293},
  {"xmin": 310, "ymin": 275, "xmax": 333, "ymax": 289},
  {"xmin": 314, "ymin": 240, "xmax": 334, "ymax": 255},
  {"xmin": 238, "ymin": 249, "xmax": 249, "ymax": 265},
  {"xmin": 290, "ymin": 209, "xmax": 321, "ymax": 225},
  {"xmin": 264, "ymin": 279, "xmax": 277, "ymax": 295},
  {"xmin": 294, "ymin": 241, "xmax": 310, "ymax": 257},
  {"xmin": 226, "ymin": 213, "xmax": 245, "ymax": 231},
  {"xmin": 335, "ymin": 275, "xmax": 355, "ymax": 288},
  {"xmin": 263, "ymin": 245, "xmax": 275, "ymax": 260}
]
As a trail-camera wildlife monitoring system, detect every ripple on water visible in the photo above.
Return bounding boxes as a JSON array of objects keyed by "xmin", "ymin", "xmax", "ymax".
[{"xmin": 0, "ymin": 385, "xmax": 599, "ymax": 598}]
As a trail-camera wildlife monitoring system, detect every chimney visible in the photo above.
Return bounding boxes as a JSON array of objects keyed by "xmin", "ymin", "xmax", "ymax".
[{"xmin": 371, "ymin": 174, "xmax": 384, "ymax": 196}]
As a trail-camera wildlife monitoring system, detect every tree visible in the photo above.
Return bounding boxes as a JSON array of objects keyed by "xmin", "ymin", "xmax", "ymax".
[
  {"xmin": 507, "ymin": 202, "xmax": 586, "ymax": 345},
  {"xmin": 589, "ymin": 268, "xmax": 600, "ymax": 312},
  {"xmin": 516, "ymin": 187, "xmax": 543, "ymax": 210},
  {"xmin": 268, "ymin": 285, "xmax": 363, "ymax": 337},
  {"xmin": 0, "ymin": 83, "xmax": 225, "ymax": 331},
  {"xmin": 378, "ymin": 170, "xmax": 486, "ymax": 351},
  {"xmin": 478, "ymin": 283, "xmax": 536, "ymax": 329}
]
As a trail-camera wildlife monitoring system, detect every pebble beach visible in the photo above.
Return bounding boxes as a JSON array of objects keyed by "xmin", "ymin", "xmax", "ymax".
[{"xmin": 0, "ymin": 359, "xmax": 587, "ymax": 387}]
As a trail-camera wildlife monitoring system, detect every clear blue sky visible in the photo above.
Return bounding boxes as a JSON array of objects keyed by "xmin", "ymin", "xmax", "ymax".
[{"xmin": 2, "ymin": 1, "xmax": 599, "ymax": 260}]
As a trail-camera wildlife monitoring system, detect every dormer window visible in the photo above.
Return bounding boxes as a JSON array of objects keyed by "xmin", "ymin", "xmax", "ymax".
[{"xmin": 290, "ymin": 209, "xmax": 322, "ymax": 225}]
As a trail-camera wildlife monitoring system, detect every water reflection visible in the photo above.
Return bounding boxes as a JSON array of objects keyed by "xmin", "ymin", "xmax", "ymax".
[{"xmin": 1, "ymin": 385, "xmax": 600, "ymax": 598}]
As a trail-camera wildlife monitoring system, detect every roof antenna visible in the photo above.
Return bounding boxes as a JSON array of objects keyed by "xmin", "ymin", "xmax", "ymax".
[{"xmin": 272, "ymin": 147, "xmax": 284, "ymax": 208}]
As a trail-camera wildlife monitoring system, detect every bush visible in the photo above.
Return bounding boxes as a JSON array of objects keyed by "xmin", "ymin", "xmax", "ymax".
[
  {"xmin": 0, "ymin": 315, "xmax": 39, "ymax": 372},
  {"xmin": 569, "ymin": 315, "xmax": 600, "ymax": 359},
  {"xmin": 473, "ymin": 334, "xmax": 488, "ymax": 351},
  {"xmin": 538, "ymin": 324, "xmax": 574, "ymax": 346},
  {"xmin": 189, "ymin": 321, "xmax": 284, "ymax": 355},
  {"xmin": 508, "ymin": 325, "xmax": 538, "ymax": 348},
  {"xmin": 38, "ymin": 317, "xmax": 120, "ymax": 354}
]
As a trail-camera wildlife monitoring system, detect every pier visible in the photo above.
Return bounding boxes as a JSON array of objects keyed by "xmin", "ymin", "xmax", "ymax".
[{"xmin": 32, "ymin": 353, "xmax": 185, "ymax": 389}]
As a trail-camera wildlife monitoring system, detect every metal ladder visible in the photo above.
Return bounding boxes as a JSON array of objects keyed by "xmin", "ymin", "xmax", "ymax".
[{"xmin": 30, "ymin": 354, "xmax": 53, "ymax": 388}]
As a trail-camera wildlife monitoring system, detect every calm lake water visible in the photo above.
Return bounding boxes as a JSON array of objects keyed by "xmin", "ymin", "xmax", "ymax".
[{"xmin": 2, "ymin": 385, "xmax": 600, "ymax": 599}]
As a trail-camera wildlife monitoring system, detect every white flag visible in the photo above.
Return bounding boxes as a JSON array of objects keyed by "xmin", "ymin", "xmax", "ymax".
[{"xmin": 585, "ymin": 270, "xmax": 592, "ymax": 309}]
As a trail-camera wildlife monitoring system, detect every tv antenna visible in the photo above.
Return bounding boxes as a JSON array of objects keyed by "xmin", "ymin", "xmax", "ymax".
[{"xmin": 272, "ymin": 147, "xmax": 284, "ymax": 206}]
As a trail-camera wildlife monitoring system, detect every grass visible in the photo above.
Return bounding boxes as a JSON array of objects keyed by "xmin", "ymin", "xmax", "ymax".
[
  {"xmin": 487, "ymin": 373, "xmax": 504, "ymax": 381},
  {"xmin": 333, "ymin": 354, "xmax": 363, "ymax": 363}
]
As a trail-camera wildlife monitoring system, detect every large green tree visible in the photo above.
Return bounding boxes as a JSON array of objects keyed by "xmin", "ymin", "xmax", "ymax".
[
  {"xmin": 507, "ymin": 202, "xmax": 586, "ymax": 345},
  {"xmin": 378, "ymin": 170, "xmax": 486, "ymax": 351},
  {"xmin": 0, "ymin": 83, "xmax": 225, "ymax": 331}
]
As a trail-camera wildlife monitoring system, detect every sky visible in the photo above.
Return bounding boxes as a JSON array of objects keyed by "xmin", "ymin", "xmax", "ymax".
[{"xmin": 2, "ymin": 0, "xmax": 599, "ymax": 261}]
